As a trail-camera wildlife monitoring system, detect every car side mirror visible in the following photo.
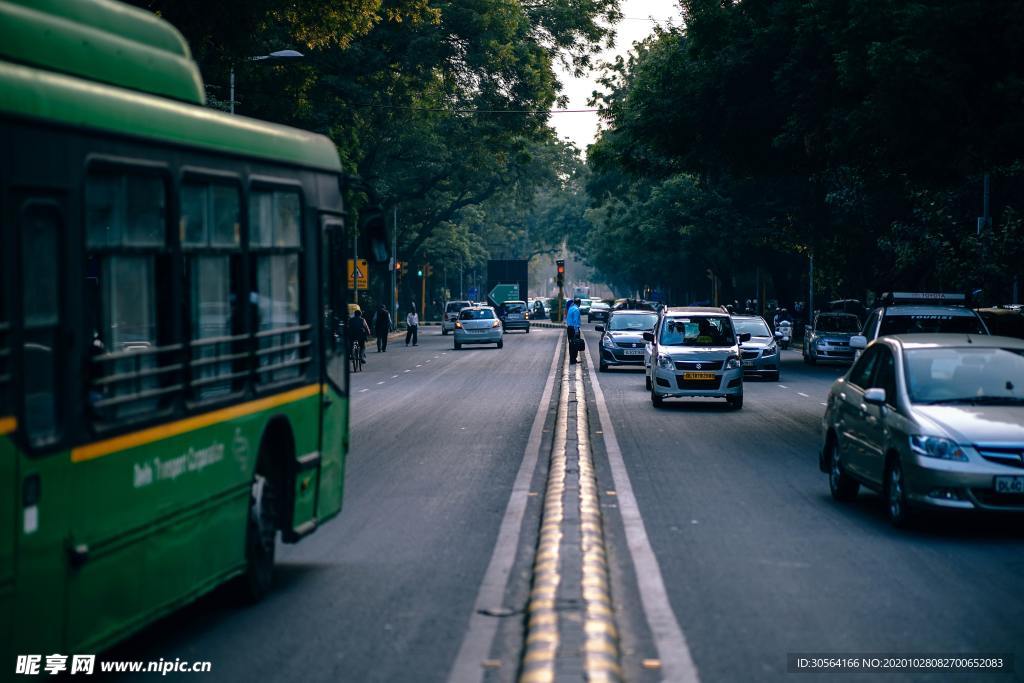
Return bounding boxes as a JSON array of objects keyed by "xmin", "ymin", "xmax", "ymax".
[
  {"xmin": 642, "ymin": 331, "xmax": 654, "ymax": 342},
  {"xmin": 849, "ymin": 335, "xmax": 867, "ymax": 350},
  {"xmin": 739, "ymin": 332, "xmax": 752, "ymax": 343},
  {"xmin": 864, "ymin": 387, "xmax": 886, "ymax": 405},
  {"xmin": 595, "ymin": 325, "xmax": 605, "ymax": 332}
]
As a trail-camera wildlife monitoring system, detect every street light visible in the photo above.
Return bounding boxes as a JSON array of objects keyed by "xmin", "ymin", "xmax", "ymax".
[{"xmin": 229, "ymin": 50, "xmax": 304, "ymax": 115}]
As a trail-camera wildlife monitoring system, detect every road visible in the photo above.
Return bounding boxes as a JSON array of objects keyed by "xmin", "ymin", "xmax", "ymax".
[{"xmin": 102, "ymin": 323, "xmax": 1024, "ymax": 682}]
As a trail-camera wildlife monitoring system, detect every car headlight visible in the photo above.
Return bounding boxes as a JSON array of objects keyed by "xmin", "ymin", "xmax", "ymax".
[
  {"xmin": 657, "ymin": 354, "xmax": 674, "ymax": 370},
  {"xmin": 909, "ymin": 435, "xmax": 968, "ymax": 462},
  {"xmin": 726, "ymin": 357, "xmax": 740, "ymax": 369},
  {"xmin": 764, "ymin": 344, "xmax": 777, "ymax": 355},
  {"xmin": 602, "ymin": 336, "xmax": 615, "ymax": 348}
]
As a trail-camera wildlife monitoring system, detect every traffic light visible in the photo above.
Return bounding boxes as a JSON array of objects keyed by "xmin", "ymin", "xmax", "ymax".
[
  {"xmin": 556, "ymin": 259, "xmax": 565, "ymax": 287},
  {"xmin": 417, "ymin": 267, "xmax": 423, "ymax": 277},
  {"xmin": 426, "ymin": 264, "xmax": 434, "ymax": 277}
]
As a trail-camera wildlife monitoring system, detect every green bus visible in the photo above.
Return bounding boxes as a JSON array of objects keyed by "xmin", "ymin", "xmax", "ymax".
[{"xmin": 1, "ymin": 0, "xmax": 351, "ymax": 663}]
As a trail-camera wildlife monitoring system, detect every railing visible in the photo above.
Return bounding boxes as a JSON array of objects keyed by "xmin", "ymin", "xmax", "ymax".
[
  {"xmin": 89, "ymin": 344, "xmax": 184, "ymax": 412},
  {"xmin": 254, "ymin": 324, "xmax": 311, "ymax": 384}
]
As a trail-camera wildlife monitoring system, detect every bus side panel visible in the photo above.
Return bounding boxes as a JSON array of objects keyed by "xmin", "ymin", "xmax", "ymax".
[
  {"xmin": 317, "ymin": 391, "xmax": 347, "ymax": 521},
  {"xmin": 281, "ymin": 396, "xmax": 320, "ymax": 532},
  {"xmin": 66, "ymin": 415, "xmax": 258, "ymax": 652}
]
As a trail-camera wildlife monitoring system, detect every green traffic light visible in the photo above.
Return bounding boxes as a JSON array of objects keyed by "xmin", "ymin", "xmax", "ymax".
[{"xmin": 417, "ymin": 269, "xmax": 423, "ymax": 277}]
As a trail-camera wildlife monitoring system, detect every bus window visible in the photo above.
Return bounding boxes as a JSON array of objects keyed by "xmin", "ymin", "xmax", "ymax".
[
  {"xmin": 20, "ymin": 202, "xmax": 62, "ymax": 447},
  {"xmin": 85, "ymin": 169, "xmax": 176, "ymax": 422},
  {"xmin": 249, "ymin": 188, "xmax": 307, "ymax": 384},
  {"xmin": 181, "ymin": 180, "xmax": 243, "ymax": 400}
]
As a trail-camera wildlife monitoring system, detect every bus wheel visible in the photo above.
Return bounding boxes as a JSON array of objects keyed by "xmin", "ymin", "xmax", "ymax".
[{"xmin": 242, "ymin": 470, "xmax": 278, "ymax": 600}]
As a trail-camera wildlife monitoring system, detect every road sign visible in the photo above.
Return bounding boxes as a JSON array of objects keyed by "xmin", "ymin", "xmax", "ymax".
[
  {"xmin": 347, "ymin": 258, "xmax": 368, "ymax": 290},
  {"xmin": 489, "ymin": 283, "xmax": 519, "ymax": 305},
  {"xmin": 467, "ymin": 287, "xmax": 479, "ymax": 301}
]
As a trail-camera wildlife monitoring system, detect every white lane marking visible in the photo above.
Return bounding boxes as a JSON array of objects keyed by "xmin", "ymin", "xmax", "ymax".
[
  {"xmin": 797, "ymin": 392, "xmax": 809, "ymax": 397},
  {"xmin": 359, "ymin": 388, "xmax": 369, "ymax": 393},
  {"xmin": 448, "ymin": 335, "xmax": 562, "ymax": 683},
  {"xmin": 416, "ymin": 364, "xmax": 423, "ymax": 367},
  {"xmin": 404, "ymin": 370, "xmax": 411, "ymax": 373},
  {"xmin": 378, "ymin": 381, "xmax": 386, "ymax": 385},
  {"xmin": 392, "ymin": 375, "xmax": 399, "ymax": 379},
  {"xmin": 425, "ymin": 359, "xmax": 431, "ymax": 363},
  {"xmin": 585, "ymin": 353, "xmax": 700, "ymax": 683},
  {"xmin": 778, "ymin": 384, "xmax": 789, "ymax": 389}
]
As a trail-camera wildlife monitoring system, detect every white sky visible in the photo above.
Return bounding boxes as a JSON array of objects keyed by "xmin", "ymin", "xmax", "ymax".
[{"xmin": 551, "ymin": 0, "xmax": 682, "ymax": 153}]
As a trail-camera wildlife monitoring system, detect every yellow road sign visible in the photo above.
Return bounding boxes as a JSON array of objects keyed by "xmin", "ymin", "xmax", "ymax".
[{"xmin": 347, "ymin": 258, "xmax": 368, "ymax": 290}]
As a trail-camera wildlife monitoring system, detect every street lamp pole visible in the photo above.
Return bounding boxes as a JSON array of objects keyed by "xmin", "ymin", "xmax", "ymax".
[{"xmin": 229, "ymin": 49, "xmax": 304, "ymax": 115}]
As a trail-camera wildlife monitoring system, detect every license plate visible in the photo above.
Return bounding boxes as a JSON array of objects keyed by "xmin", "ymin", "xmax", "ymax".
[
  {"xmin": 683, "ymin": 372, "xmax": 716, "ymax": 380},
  {"xmin": 508, "ymin": 314, "xmax": 521, "ymax": 319},
  {"xmin": 742, "ymin": 360, "xmax": 754, "ymax": 367},
  {"xmin": 623, "ymin": 349, "xmax": 642, "ymax": 356},
  {"xmin": 994, "ymin": 476, "xmax": 1024, "ymax": 494}
]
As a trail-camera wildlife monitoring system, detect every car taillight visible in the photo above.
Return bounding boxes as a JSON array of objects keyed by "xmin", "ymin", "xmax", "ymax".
[
  {"xmin": 524, "ymin": 313, "xmax": 529, "ymax": 319},
  {"xmin": 455, "ymin": 321, "xmax": 462, "ymax": 329},
  {"xmin": 492, "ymin": 320, "xmax": 501, "ymax": 328}
]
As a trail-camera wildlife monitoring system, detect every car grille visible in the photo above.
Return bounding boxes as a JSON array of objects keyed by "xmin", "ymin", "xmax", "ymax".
[
  {"xmin": 616, "ymin": 342, "xmax": 644, "ymax": 348},
  {"xmin": 971, "ymin": 490, "xmax": 1024, "ymax": 508},
  {"xmin": 741, "ymin": 350, "xmax": 759, "ymax": 360},
  {"xmin": 828, "ymin": 340, "xmax": 850, "ymax": 347},
  {"xmin": 978, "ymin": 447, "xmax": 1024, "ymax": 469},
  {"xmin": 674, "ymin": 360, "xmax": 723, "ymax": 371},
  {"xmin": 676, "ymin": 377, "xmax": 721, "ymax": 390}
]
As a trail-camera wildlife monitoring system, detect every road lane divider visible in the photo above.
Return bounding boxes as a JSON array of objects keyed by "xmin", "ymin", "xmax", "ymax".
[
  {"xmin": 447, "ymin": 333, "xmax": 562, "ymax": 683},
  {"xmin": 575, "ymin": 367, "xmax": 624, "ymax": 682},
  {"xmin": 584, "ymin": 339, "xmax": 701, "ymax": 683}
]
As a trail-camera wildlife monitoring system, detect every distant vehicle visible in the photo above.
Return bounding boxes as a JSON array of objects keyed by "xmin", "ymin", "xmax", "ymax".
[
  {"xmin": 827, "ymin": 298, "xmax": 867, "ymax": 320},
  {"xmin": 578, "ymin": 299, "xmax": 593, "ymax": 315},
  {"xmin": 595, "ymin": 310, "xmax": 659, "ymax": 373},
  {"xmin": 977, "ymin": 307, "xmax": 1024, "ymax": 340},
  {"xmin": 501, "ymin": 300, "xmax": 531, "ymax": 333},
  {"xmin": 850, "ymin": 292, "xmax": 989, "ymax": 356},
  {"xmin": 644, "ymin": 308, "xmax": 750, "ymax": 409},
  {"xmin": 803, "ymin": 313, "xmax": 861, "ymax": 365},
  {"xmin": 531, "ymin": 298, "xmax": 549, "ymax": 320},
  {"xmin": 588, "ymin": 302, "xmax": 611, "ymax": 324},
  {"xmin": 613, "ymin": 298, "xmax": 658, "ymax": 311},
  {"xmin": 453, "ymin": 306, "xmax": 504, "ymax": 350},
  {"xmin": 442, "ymin": 300, "xmax": 473, "ymax": 335},
  {"xmin": 820, "ymin": 334, "xmax": 1024, "ymax": 526},
  {"xmin": 572, "ymin": 285, "xmax": 591, "ymax": 300},
  {"xmin": 731, "ymin": 315, "xmax": 781, "ymax": 381},
  {"xmin": 774, "ymin": 320, "xmax": 793, "ymax": 350}
]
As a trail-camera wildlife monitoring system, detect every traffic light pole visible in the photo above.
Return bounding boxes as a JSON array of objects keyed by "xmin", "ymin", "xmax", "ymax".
[
  {"xmin": 392, "ymin": 206, "xmax": 397, "ymax": 330},
  {"xmin": 421, "ymin": 264, "xmax": 428, "ymax": 321}
]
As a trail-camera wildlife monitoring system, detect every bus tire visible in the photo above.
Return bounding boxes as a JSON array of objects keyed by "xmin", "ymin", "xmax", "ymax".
[{"xmin": 241, "ymin": 467, "xmax": 279, "ymax": 601}]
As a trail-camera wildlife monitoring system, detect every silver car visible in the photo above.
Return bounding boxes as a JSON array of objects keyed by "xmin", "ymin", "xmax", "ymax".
[
  {"xmin": 820, "ymin": 334, "xmax": 1024, "ymax": 526},
  {"xmin": 453, "ymin": 306, "xmax": 503, "ymax": 350},
  {"xmin": 803, "ymin": 312, "xmax": 861, "ymax": 364},
  {"xmin": 644, "ymin": 309, "xmax": 749, "ymax": 409},
  {"xmin": 731, "ymin": 315, "xmax": 780, "ymax": 381}
]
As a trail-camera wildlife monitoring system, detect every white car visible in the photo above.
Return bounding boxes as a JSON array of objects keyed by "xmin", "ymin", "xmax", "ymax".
[
  {"xmin": 644, "ymin": 308, "xmax": 749, "ymax": 409},
  {"xmin": 453, "ymin": 306, "xmax": 503, "ymax": 350}
]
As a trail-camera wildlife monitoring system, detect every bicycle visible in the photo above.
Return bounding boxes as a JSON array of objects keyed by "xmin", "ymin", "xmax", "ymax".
[{"xmin": 351, "ymin": 340, "xmax": 364, "ymax": 373}]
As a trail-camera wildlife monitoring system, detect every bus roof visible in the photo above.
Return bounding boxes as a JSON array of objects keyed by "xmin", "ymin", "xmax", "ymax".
[{"xmin": 0, "ymin": 0, "xmax": 342, "ymax": 173}]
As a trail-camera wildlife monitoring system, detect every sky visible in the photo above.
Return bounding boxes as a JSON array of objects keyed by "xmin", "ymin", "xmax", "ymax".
[{"xmin": 551, "ymin": 0, "xmax": 682, "ymax": 153}]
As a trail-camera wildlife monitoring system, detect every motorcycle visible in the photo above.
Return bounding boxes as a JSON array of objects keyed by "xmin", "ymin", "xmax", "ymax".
[{"xmin": 774, "ymin": 320, "xmax": 792, "ymax": 350}]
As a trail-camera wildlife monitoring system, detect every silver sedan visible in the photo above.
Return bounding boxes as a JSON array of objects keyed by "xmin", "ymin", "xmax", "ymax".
[{"xmin": 453, "ymin": 307, "xmax": 504, "ymax": 350}]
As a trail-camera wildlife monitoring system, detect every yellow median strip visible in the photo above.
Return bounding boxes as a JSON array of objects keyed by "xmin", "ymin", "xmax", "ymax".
[
  {"xmin": 576, "ymin": 368, "xmax": 624, "ymax": 682},
  {"xmin": 518, "ymin": 352, "xmax": 569, "ymax": 683}
]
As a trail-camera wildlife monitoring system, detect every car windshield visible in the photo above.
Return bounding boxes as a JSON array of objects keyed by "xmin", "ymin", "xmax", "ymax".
[
  {"xmin": 905, "ymin": 347, "xmax": 1024, "ymax": 404},
  {"xmin": 879, "ymin": 313, "xmax": 986, "ymax": 336},
  {"xmin": 609, "ymin": 313, "xmax": 658, "ymax": 331},
  {"xmin": 733, "ymin": 319, "xmax": 771, "ymax": 337},
  {"xmin": 816, "ymin": 315, "xmax": 860, "ymax": 333},
  {"xmin": 660, "ymin": 316, "xmax": 735, "ymax": 347},
  {"xmin": 446, "ymin": 301, "xmax": 470, "ymax": 313},
  {"xmin": 592, "ymin": 303, "xmax": 609, "ymax": 310},
  {"xmin": 460, "ymin": 309, "xmax": 494, "ymax": 320}
]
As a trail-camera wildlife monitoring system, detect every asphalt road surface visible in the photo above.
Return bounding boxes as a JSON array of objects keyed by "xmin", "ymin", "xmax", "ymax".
[{"xmin": 101, "ymin": 323, "xmax": 1024, "ymax": 682}]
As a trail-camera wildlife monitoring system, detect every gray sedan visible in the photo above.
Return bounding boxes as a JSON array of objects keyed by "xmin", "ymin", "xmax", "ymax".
[
  {"xmin": 731, "ymin": 315, "xmax": 780, "ymax": 381},
  {"xmin": 820, "ymin": 334, "xmax": 1024, "ymax": 526},
  {"xmin": 453, "ymin": 307, "xmax": 504, "ymax": 350},
  {"xmin": 803, "ymin": 312, "xmax": 861, "ymax": 365}
]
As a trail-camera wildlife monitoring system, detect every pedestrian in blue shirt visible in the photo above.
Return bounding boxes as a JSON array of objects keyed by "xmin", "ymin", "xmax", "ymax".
[{"xmin": 566, "ymin": 297, "xmax": 582, "ymax": 364}]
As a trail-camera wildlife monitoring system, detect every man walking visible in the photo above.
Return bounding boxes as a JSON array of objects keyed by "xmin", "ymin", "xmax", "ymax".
[
  {"xmin": 405, "ymin": 305, "xmax": 419, "ymax": 347},
  {"xmin": 373, "ymin": 304, "xmax": 392, "ymax": 352},
  {"xmin": 566, "ymin": 296, "xmax": 582, "ymax": 364}
]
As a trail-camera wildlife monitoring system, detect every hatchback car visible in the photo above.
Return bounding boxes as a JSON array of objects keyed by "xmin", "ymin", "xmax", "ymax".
[
  {"xmin": 820, "ymin": 334, "xmax": 1024, "ymax": 526},
  {"xmin": 453, "ymin": 307, "xmax": 503, "ymax": 349},
  {"xmin": 588, "ymin": 302, "xmax": 610, "ymax": 323},
  {"xmin": 731, "ymin": 315, "xmax": 780, "ymax": 380},
  {"xmin": 442, "ymin": 300, "xmax": 472, "ymax": 335},
  {"xmin": 644, "ymin": 309, "xmax": 750, "ymax": 409},
  {"xmin": 501, "ymin": 300, "xmax": 530, "ymax": 332},
  {"xmin": 596, "ymin": 310, "xmax": 659, "ymax": 372},
  {"xmin": 803, "ymin": 312, "xmax": 861, "ymax": 365}
]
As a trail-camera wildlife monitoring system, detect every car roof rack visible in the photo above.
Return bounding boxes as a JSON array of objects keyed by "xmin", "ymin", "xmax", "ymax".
[{"xmin": 879, "ymin": 291, "xmax": 968, "ymax": 306}]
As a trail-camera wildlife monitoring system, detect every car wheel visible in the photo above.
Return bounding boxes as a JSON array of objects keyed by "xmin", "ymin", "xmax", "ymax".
[
  {"xmin": 454, "ymin": 342, "xmax": 461, "ymax": 350},
  {"xmin": 827, "ymin": 439, "xmax": 859, "ymax": 502},
  {"xmin": 442, "ymin": 328, "xmax": 448, "ymax": 336},
  {"xmin": 650, "ymin": 383, "xmax": 664, "ymax": 407},
  {"xmin": 497, "ymin": 340, "xmax": 503, "ymax": 349},
  {"xmin": 526, "ymin": 327, "xmax": 530, "ymax": 333},
  {"xmin": 726, "ymin": 394, "xmax": 743, "ymax": 410},
  {"xmin": 770, "ymin": 371, "xmax": 780, "ymax": 382},
  {"xmin": 885, "ymin": 457, "xmax": 911, "ymax": 527}
]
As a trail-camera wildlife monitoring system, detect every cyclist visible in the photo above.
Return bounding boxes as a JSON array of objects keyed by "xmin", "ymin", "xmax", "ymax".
[{"xmin": 349, "ymin": 309, "xmax": 370, "ymax": 363}]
